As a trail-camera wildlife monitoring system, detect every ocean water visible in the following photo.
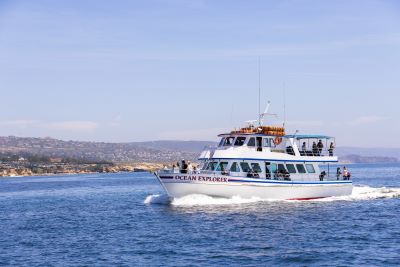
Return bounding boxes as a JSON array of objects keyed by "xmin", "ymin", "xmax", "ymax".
[{"xmin": 0, "ymin": 164, "xmax": 399, "ymax": 266}]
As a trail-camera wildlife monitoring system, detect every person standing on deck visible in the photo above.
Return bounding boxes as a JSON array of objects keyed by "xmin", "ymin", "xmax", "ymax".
[
  {"xmin": 317, "ymin": 140, "xmax": 324, "ymax": 156},
  {"xmin": 336, "ymin": 167, "xmax": 341, "ymax": 180},
  {"xmin": 329, "ymin": 142, "xmax": 335, "ymax": 156}
]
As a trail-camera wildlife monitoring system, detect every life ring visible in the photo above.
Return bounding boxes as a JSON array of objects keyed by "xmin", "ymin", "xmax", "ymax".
[{"xmin": 274, "ymin": 137, "xmax": 282, "ymax": 145}]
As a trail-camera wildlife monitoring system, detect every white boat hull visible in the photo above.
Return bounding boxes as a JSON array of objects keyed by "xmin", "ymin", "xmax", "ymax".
[{"xmin": 156, "ymin": 173, "xmax": 353, "ymax": 200}]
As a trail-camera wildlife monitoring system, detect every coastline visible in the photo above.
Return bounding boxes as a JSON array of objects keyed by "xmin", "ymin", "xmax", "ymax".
[{"xmin": 0, "ymin": 162, "xmax": 166, "ymax": 178}]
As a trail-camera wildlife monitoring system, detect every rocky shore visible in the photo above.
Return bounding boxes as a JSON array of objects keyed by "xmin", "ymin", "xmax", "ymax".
[{"xmin": 0, "ymin": 162, "xmax": 166, "ymax": 178}]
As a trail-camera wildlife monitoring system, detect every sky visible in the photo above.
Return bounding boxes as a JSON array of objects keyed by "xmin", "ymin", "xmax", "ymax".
[{"xmin": 0, "ymin": 0, "xmax": 399, "ymax": 147}]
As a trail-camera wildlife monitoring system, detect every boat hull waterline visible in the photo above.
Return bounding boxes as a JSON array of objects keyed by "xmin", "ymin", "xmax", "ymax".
[{"xmin": 155, "ymin": 173, "xmax": 353, "ymax": 200}]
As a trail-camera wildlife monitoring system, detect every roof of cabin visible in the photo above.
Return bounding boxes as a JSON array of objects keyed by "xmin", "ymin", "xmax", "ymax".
[{"xmin": 285, "ymin": 134, "xmax": 333, "ymax": 139}]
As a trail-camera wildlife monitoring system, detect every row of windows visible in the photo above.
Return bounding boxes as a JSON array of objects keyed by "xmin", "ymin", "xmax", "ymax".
[
  {"xmin": 219, "ymin": 136, "xmax": 280, "ymax": 148},
  {"xmin": 203, "ymin": 161, "xmax": 316, "ymax": 174}
]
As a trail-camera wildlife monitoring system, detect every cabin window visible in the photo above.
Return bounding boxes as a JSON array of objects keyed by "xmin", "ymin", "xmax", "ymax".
[
  {"xmin": 247, "ymin": 138, "xmax": 255, "ymax": 147},
  {"xmin": 305, "ymin": 164, "xmax": 316, "ymax": 173},
  {"xmin": 269, "ymin": 138, "xmax": 276, "ymax": 148},
  {"xmin": 206, "ymin": 162, "xmax": 218, "ymax": 171},
  {"xmin": 218, "ymin": 138, "xmax": 225, "ymax": 147},
  {"xmin": 251, "ymin": 163, "xmax": 262, "ymax": 173},
  {"xmin": 216, "ymin": 162, "xmax": 228, "ymax": 171},
  {"xmin": 230, "ymin": 162, "xmax": 240, "ymax": 172},
  {"xmin": 286, "ymin": 164, "xmax": 297, "ymax": 173},
  {"xmin": 240, "ymin": 162, "xmax": 251, "ymax": 172},
  {"xmin": 271, "ymin": 163, "xmax": 278, "ymax": 174},
  {"xmin": 234, "ymin": 137, "xmax": 246, "ymax": 146},
  {"xmin": 265, "ymin": 162, "xmax": 271, "ymax": 178},
  {"xmin": 296, "ymin": 164, "xmax": 306, "ymax": 173},
  {"xmin": 224, "ymin": 137, "xmax": 234, "ymax": 146},
  {"xmin": 263, "ymin": 138, "xmax": 270, "ymax": 147},
  {"xmin": 278, "ymin": 164, "xmax": 287, "ymax": 172},
  {"xmin": 202, "ymin": 162, "xmax": 209, "ymax": 170}
]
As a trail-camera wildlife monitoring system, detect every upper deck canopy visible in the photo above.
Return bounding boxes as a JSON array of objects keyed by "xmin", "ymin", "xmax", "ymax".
[{"xmin": 284, "ymin": 134, "xmax": 333, "ymax": 139}]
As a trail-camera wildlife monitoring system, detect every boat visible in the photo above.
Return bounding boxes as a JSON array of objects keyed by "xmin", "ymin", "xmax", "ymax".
[{"xmin": 154, "ymin": 103, "xmax": 352, "ymax": 200}]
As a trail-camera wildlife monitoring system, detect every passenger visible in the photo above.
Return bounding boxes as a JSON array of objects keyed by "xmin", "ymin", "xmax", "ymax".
[
  {"xmin": 283, "ymin": 170, "xmax": 290, "ymax": 180},
  {"xmin": 173, "ymin": 164, "xmax": 179, "ymax": 173},
  {"xmin": 328, "ymin": 142, "xmax": 335, "ymax": 156},
  {"xmin": 181, "ymin": 160, "xmax": 188, "ymax": 174},
  {"xmin": 336, "ymin": 167, "xmax": 341, "ymax": 180},
  {"xmin": 188, "ymin": 161, "xmax": 193, "ymax": 174},
  {"xmin": 343, "ymin": 166, "xmax": 350, "ymax": 180},
  {"xmin": 319, "ymin": 171, "xmax": 326, "ymax": 181},
  {"xmin": 265, "ymin": 166, "xmax": 271, "ymax": 179},
  {"xmin": 252, "ymin": 170, "xmax": 260, "ymax": 178},
  {"xmin": 317, "ymin": 140, "xmax": 324, "ymax": 156},
  {"xmin": 302, "ymin": 142, "xmax": 306, "ymax": 152},
  {"xmin": 312, "ymin": 142, "xmax": 318, "ymax": 156},
  {"xmin": 193, "ymin": 166, "xmax": 198, "ymax": 174}
]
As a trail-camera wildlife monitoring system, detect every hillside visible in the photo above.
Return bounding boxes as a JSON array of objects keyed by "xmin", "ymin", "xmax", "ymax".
[
  {"xmin": 0, "ymin": 136, "xmax": 398, "ymax": 164},
  {"xmin": 0, "ymin": 136, "xmax": 208, "ymax": 163}
]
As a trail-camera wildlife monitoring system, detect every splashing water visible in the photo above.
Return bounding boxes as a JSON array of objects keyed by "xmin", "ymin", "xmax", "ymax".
[
  {"xmin": 316, "ymin": 185, "xmax": 400, "ymax": 202},
  {"xmin": 144, "ymin": 185, "xmax": 400, "ymax": 206}
]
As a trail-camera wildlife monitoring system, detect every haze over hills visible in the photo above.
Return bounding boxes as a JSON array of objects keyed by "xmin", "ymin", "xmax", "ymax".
[{"xmin": 0, "ymin": 136, "xmax": 398, "ymax": 164}]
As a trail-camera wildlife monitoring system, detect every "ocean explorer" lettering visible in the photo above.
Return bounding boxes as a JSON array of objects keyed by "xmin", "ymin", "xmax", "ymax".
[{"xmin": 174, "ymin": 175, "xmax": 228, "ymax": 183}]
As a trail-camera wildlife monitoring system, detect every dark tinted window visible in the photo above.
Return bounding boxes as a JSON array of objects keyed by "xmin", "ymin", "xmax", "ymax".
[
  {"xmin": 251, "ymin": 163, "xmax": 262, "ymax": 172},
  {"xmin": 216, "ymin": 162, "xmax": 228, "ymax": 171},
  {"xmin": 278, "ymin": 164, "xmax": 286, "ymax": 172},
  {"xmin": 224, "ymin": 137, "xmax": 234, "ymax": 146},
  {"xmin": 240, "ymin": 162, "xmax": 251, "ymax": 172},
  {"xmin": 286, "ymin": 164, "xmax": 297, "ymax": 173},
  {"xmin": 247, "ymin": 138, "xmax": 255, "ymax": 147},
  {"xmin": 230, "ymin": 162, "xmax": 240, "ymax": 172},
  {"xmin": 234, "ymin": 137, "xmax": 246, "ymax": 146},
  {"xmin": 296, "ymin": 164, "xmax": 306, "ymax": 173}
]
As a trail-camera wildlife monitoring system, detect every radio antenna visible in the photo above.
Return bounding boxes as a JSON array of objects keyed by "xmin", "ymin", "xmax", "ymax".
[
  {"xmin": 283, "ymin": 82, "xmax": 286, "ymax": 128},
  {"xmin": 258, "ymin": 57, "xmax": 261, "ymax": 125}
]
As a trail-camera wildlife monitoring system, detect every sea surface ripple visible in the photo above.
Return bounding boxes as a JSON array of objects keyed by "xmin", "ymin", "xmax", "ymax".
[{"xmin": 0, "ymin": 163, "xmax": 399, "ymax": 266}]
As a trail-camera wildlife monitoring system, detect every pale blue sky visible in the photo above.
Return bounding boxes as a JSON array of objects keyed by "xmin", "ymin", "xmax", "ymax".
[{"xmin": 0, "ymin": 0, "xmax": 399, "ymax": 147}]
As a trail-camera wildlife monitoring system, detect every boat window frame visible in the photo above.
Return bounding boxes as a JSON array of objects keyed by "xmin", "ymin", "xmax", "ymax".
[
  {"xmin": 247, "ymin": 137, "xmax": 256, "ymax": 147},
  {"xmin": 251, "ymin": 162, "xmax": 262, "ymax": 173},
  {"xmin": 263, "ymin": 138, "xmax": 271, "ymax": 147},
  {"xmin": 240, "ymin": 162, "xmax": 252, "ymax": 172},
  {"xmin": 234, "ymin": 137, "xmax": 246, "ymax": 146},
  {"xmin": 230, "ymin": 162, "xmax": 241, "ymax": 172},
  {"xmin": 286, "ymin": 164, "xmax": 297, "ymax": 173},
  {"xmin": 224, "ymin": 136, "xmax": 235, "ymax": 146},
  {"xmin": 305, "ymin": 164, "xmax": 316, "ymax": 173},
  {"xmin": 216, "ymin": 162, "xmax": 229, "ymax": 171},
  {"xmin": 218, "ymin": 138, "xmax": 225, "ymax": 147},
  {"xmin": 206, "ymin": 161, "xmax": 218, "ymax": 171},
  {"xmin": 277, "ymin": 164, "xmax": 287, "ymax": 172},
  {"xmin": 296, "ymin": 164, "xmax": 307, "ymax": 173}
]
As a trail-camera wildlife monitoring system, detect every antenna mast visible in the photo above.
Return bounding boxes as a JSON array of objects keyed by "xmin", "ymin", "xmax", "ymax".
[
  {"xmin": 258, "ymin": 57, "xmax": 261, "ymax": 125},
  {"xmin": 283, "ymin": 82, "xmax": 286, "ymax": 128}
]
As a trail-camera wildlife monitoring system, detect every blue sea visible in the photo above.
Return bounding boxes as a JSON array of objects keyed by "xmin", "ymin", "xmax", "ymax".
[{"xmin": 0, "ymin": 163, "xmax": 399, "ymax": 266}]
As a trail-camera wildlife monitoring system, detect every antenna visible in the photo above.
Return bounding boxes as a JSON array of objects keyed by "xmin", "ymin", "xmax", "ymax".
[
  {"xmin": 283, "ymin": 82, "xmax": 286, "ymax": 127},
  {"xmin": 258, "ymin": 57, "xmax": 261, "ymax": 121}
]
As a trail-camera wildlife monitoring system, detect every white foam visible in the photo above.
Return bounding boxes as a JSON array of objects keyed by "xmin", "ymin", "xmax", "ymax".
[
  {"xmin": 144, "ymin": 185, "xmax": 400, "ymax": 206},
  {"xmin": 171, "ymin": 194, "xmax": 268, "ymax": 206},
  {"xmin": 144, "ymin": 194, "xmax": 172, "ymax": 205},
  {"xmin": 315, "ymin": 185, "xmax": 400, "ymax": 202}
]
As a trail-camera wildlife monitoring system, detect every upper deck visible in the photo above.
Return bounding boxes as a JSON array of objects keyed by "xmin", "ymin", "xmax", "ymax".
[{"xmin": 199, "ymin": 126, "xmax": 338, "ymax": 163}]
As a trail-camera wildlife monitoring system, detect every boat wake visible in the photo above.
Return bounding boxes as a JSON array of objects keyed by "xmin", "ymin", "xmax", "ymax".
[
  {"xmin": 144, "ymin": 185, "xmax": 400, "ymax": 206},
  {"xmin": 315, "ymin": 185, "xmax": 400, "ymax": 202}
]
